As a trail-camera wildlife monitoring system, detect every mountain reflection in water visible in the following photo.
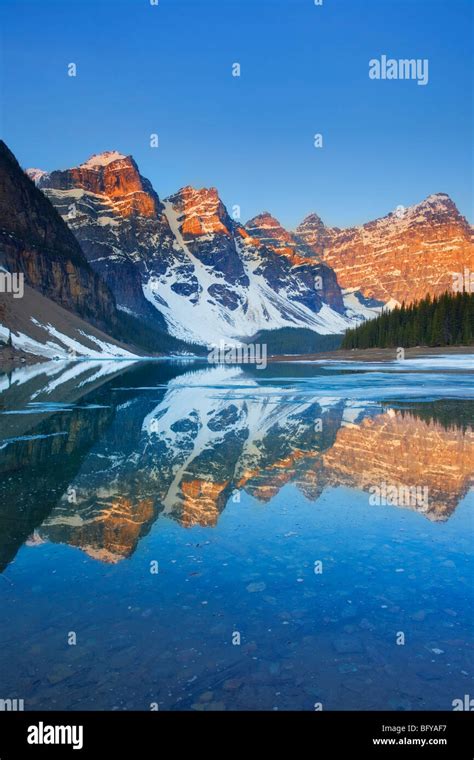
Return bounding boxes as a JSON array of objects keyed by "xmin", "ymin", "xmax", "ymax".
[
  {"xmin": 0, "ymin": 358, "xmax": 472, "ymax": 712},
  {"xmin": 0, "ymin": 361, "xmax": 472, "ymax": 567}
]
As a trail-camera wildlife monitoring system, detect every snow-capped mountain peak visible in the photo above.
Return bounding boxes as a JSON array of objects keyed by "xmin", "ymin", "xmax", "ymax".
[
  {"xmin": 79, "ymin": 150, "xmax": 127, "ymax": 169},
  {"xmin": 25, "ymin": 167, "xmax": 50, "ymax": 185}
]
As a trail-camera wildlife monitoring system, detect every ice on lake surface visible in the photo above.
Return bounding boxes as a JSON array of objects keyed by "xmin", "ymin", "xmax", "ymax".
[{"xmin": 0, "ymin": 357, "xmax": 472, "ymax": 710}]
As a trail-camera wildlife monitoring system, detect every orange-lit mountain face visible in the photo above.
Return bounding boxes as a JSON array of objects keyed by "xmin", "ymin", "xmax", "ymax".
[
  {"xmin": 294, "ymin": 213, "xmax": 333, "ymax": 257},
  {"xmin": 245, "ymin": 212, "xmax": 317, "ymax": 266},
  {"xmin": 167, "ymin": 186, "xmax": 232, "ymax": 238},
  {"xmin": 29, "ymin": 152, "xmax": 179, "ymax": 329},
  {"xmin": 297, "ymin": 194, "xmax": 474, "ymax": 304},
  {"xmin": 246, "ymin": 212, "xmax": 299, "ymax": 249},
  {"xmin": 47, "ymin": 151, "xmax": 160, "ymax": 218}
]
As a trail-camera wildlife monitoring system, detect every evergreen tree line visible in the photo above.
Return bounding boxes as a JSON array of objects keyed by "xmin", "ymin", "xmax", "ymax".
[
  {"xmin": 342, "ymin": 291, "xmax": 474, "ymax": 349},
  {"xmin": 383, "ymin": 400, "xmax": 474, "ymax": 433}
]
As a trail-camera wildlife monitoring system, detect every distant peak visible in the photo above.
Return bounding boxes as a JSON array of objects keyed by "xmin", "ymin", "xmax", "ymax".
[
  {"xmin": 246, "ymin": 212, "xmax": 282, "ymax": 228},
  {"xmin": 296, "ymin": 212, "xmax": 326, "ymax": 230},
  {"xmin": 79, "ymin": 151, "xmax": 128, "ymax": 169},
  {"xmin": 426, "ymin": 192, "xmax": 451, "ymax": 200},
  {"xmin": 244, "ymin": 213, "xmax": 297, "ymax": 250},
  {"xmin": 165, "ymin": 185, "xmax": 223, "ymax": 212},
  {"xmin": 414, "ymin": 192, "xmax": 453, "ymax": 208},
  {"xmin": 386, "ymin": 193, "xmax": 457, "ymax": 222},
  {"xmin": 25, "ymin": 167, "xmax": 49, "ymax": 185},
  {"xmin": 172, "ymin": 185, "xmax": 219, "ymax": 198}
]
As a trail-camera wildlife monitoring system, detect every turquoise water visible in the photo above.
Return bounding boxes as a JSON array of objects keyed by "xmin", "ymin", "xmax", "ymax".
[{"xmin": 0, "ymin": 358, "xmax": 472, "ymax": 710}]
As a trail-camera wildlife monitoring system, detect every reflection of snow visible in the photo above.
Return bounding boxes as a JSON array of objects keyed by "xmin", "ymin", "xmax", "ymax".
[
  {"xmin": 295, "ymin": 354, "xmax": 474, "ymax": 371},
  {"xmin": 25, "ymin": 530, "xmax": 48, "ymax": 547},
  {"xmin": 140, "ymin": 365, "xmax": 345, "ymax": 512},
  {"xmin": 0, "ymin": 360, "xmax": 65, "ymax": 392},
  {"xmin": 1, "ymin": 431, "xmax": 68, "ymax": 449},
  {"xmin": 29, "ymin": 360, "xmax": 137, "ymax": 398}
]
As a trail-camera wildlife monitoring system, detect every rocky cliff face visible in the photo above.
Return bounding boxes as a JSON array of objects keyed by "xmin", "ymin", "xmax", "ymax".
[
  {"xmin": 245, "ymin": 211, "xmax": 345, "ymax": 312},
  {"xmin": 294, "ymin": 212, "xmax": 335, "ymax": 257},
  {"xmin": 0, "ymin": 141, "xmax": 117, "ymax": 330},
  {"xmin": 34, "ymin": 151, "xmax": 174, "ymax": 329},
  {"xmin": 49, "ymin": 151, "xmax": 159, "ymax": 218},
  {"xmin": 297, "ymin": 194, "xmax": 474, "ymax": 304},
  {"xmin": 246, "ymin": 211, "xmax": 302, "ymax": 251},
  {"xmin": 164, "ymin": 184, "xmax": 249, "ymax": 299}
]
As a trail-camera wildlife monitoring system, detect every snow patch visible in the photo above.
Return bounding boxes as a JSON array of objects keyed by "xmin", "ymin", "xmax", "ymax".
[{"xmin": 80, "ymin": 151, "xmax": 127, "ymax": 168}]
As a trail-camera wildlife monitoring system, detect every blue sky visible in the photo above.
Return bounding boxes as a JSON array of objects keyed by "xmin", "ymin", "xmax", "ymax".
[{"xmin": 1, "ymin": 0, "xmax": 472, "ymax": 228}]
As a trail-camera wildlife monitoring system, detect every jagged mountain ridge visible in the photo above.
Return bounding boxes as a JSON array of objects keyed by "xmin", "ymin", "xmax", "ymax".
[
  {"xmin": 29, "ymin": 151, "xmax": 173, "ymax": 330},
  {"xmin": 31, "ymin": 152, "xmax": 380, "ymax": 346},
  {"xmin": 297, "ymin": 194, "xmax": 473, "ymax": 304},
  {"xmin": 29, "ymin": 149, "xmax": 473, "ymax": 347}
]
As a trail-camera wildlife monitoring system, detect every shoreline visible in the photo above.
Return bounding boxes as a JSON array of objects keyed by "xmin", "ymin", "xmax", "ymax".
[
  {"xmin": 268, "ymin": 345, "xmax": 474, "ymax": 363},
  {"xmin": 2, "ymin": 344, "xmax": 473, "ymax": 374}
]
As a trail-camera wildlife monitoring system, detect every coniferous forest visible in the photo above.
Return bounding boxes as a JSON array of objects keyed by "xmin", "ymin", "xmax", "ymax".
[{"xmin": 341, "ymin": 291, "xmax": 474, "ymax": 349}]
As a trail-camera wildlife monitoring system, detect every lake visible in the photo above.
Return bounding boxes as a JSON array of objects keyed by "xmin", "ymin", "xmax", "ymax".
[{"xmin": 0, "ymin": 356, "xmax": 472, "ymax": 711}]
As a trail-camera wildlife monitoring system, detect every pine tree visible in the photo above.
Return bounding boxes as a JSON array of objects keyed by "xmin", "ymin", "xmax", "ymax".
[{"xmin": 341, "ymin": 292, "xmax": 474, "ymax": 350}]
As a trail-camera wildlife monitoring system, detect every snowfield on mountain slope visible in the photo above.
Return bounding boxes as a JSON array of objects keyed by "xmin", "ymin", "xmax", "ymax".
[
  {"xmin": 143, "ymin": 274, "xmax": 354, "ymax": 346},
  {"xmin": 0, "ymin": 321, "xmax": 138, "ymax": 359},
  {"xmin": 142, "ymin": 203, "xmax": 359, "ymax": 346}
]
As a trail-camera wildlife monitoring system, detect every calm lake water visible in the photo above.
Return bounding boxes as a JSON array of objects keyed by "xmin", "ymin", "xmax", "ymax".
[{"xmin": 0, "ymin": 356, "xmax": 473, "ymax": 711}]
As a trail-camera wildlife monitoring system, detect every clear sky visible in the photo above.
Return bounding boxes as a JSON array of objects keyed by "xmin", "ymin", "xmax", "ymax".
[{"xmin": 0, "ymin": 0, "xmax": 472, "ymax": 228}]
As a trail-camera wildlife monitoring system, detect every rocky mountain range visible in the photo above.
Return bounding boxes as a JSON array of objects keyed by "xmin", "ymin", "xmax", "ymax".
[
  {"xmin": 27, "ymin": 149, "xmax": 472, "ymax": 349},
  {"xmin": 0, "ymin": 142, "xmax": 195, "ymax": 360},
  {"xmin": 297, "ymin": 194, "xmax": 473, "ymax": 304},
  {"xmin": 0, "ymin": 141, "xmax": 144, "ymax": 360},
  {"xmin": 30, "ymin": 152, "xmax": 358, "ymax": 346},
  {"xmin": 0, "ymin": 138, "xmax": 471, "ymax": 359},
  {"xmin": 0, "ymin": 143, "xmax": 117, "ymax": 329}
]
